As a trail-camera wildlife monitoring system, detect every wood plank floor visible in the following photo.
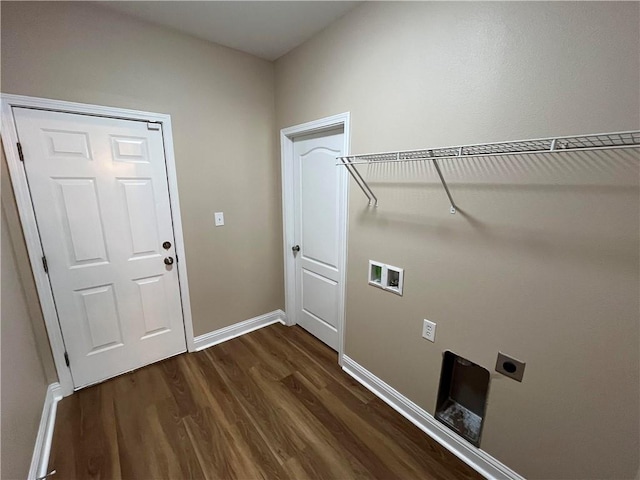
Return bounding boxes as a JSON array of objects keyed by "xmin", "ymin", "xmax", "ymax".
[{"xmin": 49, "ymin": 323, "xmax": 482, "ymax": 480}]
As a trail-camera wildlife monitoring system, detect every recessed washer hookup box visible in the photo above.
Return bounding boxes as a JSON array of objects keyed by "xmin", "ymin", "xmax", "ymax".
[{"xmin": 435, "ymin": 351, "xmax": 490, "ymax": 447}]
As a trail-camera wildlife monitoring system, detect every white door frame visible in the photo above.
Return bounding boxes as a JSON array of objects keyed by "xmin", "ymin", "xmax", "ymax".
[
  {"xmin": 1, "ymin": 94, "xmax": 196, "ymax": 396},
  {"xmin": 280, "ymin": 112, "xmax": 350, "ymax": 365}
]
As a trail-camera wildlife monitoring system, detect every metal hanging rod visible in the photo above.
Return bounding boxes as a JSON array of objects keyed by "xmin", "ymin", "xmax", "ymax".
[{"xmin": 337, "ymin": 130, "xmax": 640, "ymax": 214}]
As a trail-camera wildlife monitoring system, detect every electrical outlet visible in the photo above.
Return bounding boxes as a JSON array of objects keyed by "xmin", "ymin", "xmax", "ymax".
[
  {"xmin": 422, "ymin": 319, "xmax": 436, "ymax": 342},
  {"xmin": 214, "ymin": 212, "xmax": 224, "ymax": 226}
]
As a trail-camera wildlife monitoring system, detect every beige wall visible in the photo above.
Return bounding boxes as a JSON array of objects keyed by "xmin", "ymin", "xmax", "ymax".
[
  {"xmin": 1, "ymin": 1, "xmax": 283, "ymax": 337},
  {"xmin": 1, "ymin": 147, "xmax": 57, "ymax": 384},
  {"xmin": 2, "ymin": 1, "xmax": 639, "ymax": 478},
  {"xmin": 1, "ymin": 142, "xmax": 58, "ymax": 478},
  {"xmin": 276, "ymin": 2, "xmax": 639, "ymax": 479},
  {"xmin": 1, "ymin": 194, "xmax": 50, "ymax": 479}
]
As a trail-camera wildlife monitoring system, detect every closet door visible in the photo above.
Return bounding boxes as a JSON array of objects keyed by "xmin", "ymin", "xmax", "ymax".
[{"xmin": 292, "ymin": 128, "xmax": 345, "ymax": 350}]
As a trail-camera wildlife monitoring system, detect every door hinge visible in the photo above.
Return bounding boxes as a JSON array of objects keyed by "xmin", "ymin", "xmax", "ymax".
[
  {"xmin": 64, "ymin": 351, "xmax": 70, "ymax": 367},
  {"xmin": 42, "ymin": 255, "xmax": 49, "ymax": 273},
  {"xmin": 17, "ymin": 142, "xmax": 24, "ymax": 162},
  {"xmin": 147, "ymin": 122, "xmax": 161, "ymax": 131}
]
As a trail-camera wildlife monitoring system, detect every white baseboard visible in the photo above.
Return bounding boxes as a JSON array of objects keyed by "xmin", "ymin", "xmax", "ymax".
[
  {"xmin": 341, "ymin": 356, "xmax": 525, "ymax": 480},
  {"xmin": 29, "ymin": 382, "xmax": 62, "ymax": 480},
  {"xmin": 193, "ymin": 309, "xmax": 287, "ymax": 352}
]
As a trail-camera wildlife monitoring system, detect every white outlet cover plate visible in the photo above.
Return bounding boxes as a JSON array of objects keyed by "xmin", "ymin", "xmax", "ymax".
[
  {"xmin": 422, "ymin": 319, "xmax": 436, "ymax": 342},
  {"xmin": 214, "ymin": 212, "xmax": 224, "ymax": 226}
]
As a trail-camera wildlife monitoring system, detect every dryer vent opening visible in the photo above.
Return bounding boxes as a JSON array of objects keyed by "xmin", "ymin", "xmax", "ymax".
[{"xmin": 435, "ymin": 351, "xmax": 490, "ymax": 447}]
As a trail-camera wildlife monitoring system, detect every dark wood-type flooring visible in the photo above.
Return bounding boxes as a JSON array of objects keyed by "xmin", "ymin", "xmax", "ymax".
[{"xmin": 49, "ymin": 323, "xmax": 482, "ymax": 479}]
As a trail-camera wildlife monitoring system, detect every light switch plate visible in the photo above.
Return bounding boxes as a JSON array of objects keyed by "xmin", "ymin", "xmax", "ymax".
[{"xmin": 214, "ymin": 212, "xmax": 224, "ymax": 226}]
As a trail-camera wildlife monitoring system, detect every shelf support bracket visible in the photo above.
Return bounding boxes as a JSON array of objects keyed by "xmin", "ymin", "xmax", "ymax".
[
  {"xmin": 340, "ymin": 157, "xmax": 378, "ymax": 207},
  {"xmin": 432, "ymin": 159, "xmax": 457, "ymax": 214}
]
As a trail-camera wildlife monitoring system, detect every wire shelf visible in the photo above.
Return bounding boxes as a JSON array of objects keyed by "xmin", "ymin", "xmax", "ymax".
[
  {"xmin": 341, "ymin": 131, "xmax": 640, "ymax": 165},
  {"xmin": 337, "ymin": 130, "xmax": 640, "ymax": 213}
]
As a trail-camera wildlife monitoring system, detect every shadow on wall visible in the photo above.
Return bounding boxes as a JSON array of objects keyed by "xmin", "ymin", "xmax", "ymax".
[{"xmin": 353, "ymin": 148, "xmax": 639, "ymax": 271}]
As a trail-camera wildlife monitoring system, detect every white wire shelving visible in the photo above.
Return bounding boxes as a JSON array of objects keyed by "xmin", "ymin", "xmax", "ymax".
[{"xmin": 337, "ymin": 130, "xmax": 640, "ymax": 214}]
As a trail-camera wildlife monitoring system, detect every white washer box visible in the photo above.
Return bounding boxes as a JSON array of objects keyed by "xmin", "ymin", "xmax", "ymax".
[{"xmin": 368, "ymin": 260, "xmax": 403, "ymax": 296}]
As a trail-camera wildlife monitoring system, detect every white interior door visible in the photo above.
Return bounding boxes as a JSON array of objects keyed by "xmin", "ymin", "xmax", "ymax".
[
  {"xmin": 13, "ymin": 107, "xmax": 187, "ymax": 389},
  {"xmin": 292, "ymin": 128, "xmax": 345, "ymax": 350}
]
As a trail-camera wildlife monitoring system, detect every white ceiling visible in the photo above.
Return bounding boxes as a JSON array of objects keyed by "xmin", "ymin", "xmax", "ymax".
[{"xmin": 99, "ymin": 1, "xmax": 361, "ymax": 61}]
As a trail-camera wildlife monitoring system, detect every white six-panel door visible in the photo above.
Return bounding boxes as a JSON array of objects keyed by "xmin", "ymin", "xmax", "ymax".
[
  {"xmin": 13, "ymin": 107, "xmax": 186, "ymax": 389},
  {"xmin": 293, "ymin": 128, "xmax": 345, "ymax": 350}
]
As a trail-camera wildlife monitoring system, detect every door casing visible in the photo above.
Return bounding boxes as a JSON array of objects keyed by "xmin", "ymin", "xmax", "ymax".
[
  {"xmin": 1, "ymin": 94, "xmax": 196, "ymax": 396},
  {"xmin": 280, "ymin": 112, "xmax": 350, "ymax": 365}
]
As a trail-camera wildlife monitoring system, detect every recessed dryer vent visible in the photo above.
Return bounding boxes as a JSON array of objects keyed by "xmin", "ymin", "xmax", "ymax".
[{"xmin": 435, "ymin": 351, "xmax": 490, "ymax": 447}]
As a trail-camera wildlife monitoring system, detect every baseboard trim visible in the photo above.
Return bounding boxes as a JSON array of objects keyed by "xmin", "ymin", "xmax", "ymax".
[
  {"xmin": 342, "ymin": 356, "xmax": 525, "ymax": 480},
  {"xmin": 193, "ymin": 309, "xmax": 287, "ymax": 352},
  {"xmin": 29, "ymin": 382, "xmax": 62, "ymax": 480}
]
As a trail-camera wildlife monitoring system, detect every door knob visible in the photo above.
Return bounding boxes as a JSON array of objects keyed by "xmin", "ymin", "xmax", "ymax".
[
  {"xmin": 164, "ymin": 257, "xmax": 174, "ymax": 265},
  {"xmin": 292, "ymin": 245, "xmax": 300, "ymax": 252},
  {"xmin": 162, "ymin": 241, "xmax": 172, "ymax": 250}
]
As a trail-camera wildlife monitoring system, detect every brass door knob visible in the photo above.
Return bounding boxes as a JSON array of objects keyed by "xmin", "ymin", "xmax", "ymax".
[{"xmin": 164, "ymin": 257, "xmax": 174, "ymax": 265}]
